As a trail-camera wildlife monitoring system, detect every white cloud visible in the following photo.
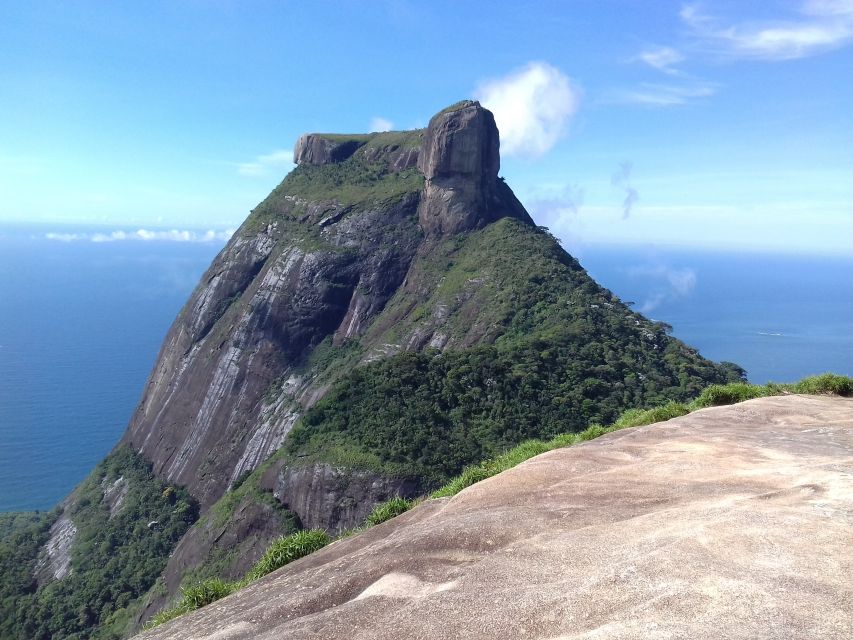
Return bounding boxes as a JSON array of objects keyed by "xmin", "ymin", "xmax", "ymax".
[
  {"xmin": 45, "ymin": 232, "xmax": 87, "ymax": 242},
  {"xmin": 681, "ymin": 0, "xmax": 853, "ymax": 60},
  {"xmin": 635, "ymin": 46, "xmax": 685, "ymax": 74},
  {"xmin": 609, "ymin": 82, "xmax": 717, "ymax": 107},
  {"xmin": 475, "ymin": 61, "xmax": 580, "ymax": 158},
  {"xmin": 45, "ymin": 228, "xmax": 235, "ymax": 243},
  {"xmin": 627, "ymin": 264, "xmax": 697, "ymax": 313},
  {"xmin": 369, "ymin": 117, "xmax": 394, "ymax": 132},
  {"xmin": 237, "ymin": 149, "xmax": 294, "ymax": 177},
  {"xmin": 527, "ymin": 185, "xmax": 586, "ymax": 255}
]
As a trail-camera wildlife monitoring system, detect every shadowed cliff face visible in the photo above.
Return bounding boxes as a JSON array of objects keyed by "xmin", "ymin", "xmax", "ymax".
[{"xmin": 122, "ymin": 101, "xmax": 532, "ymax": 511}]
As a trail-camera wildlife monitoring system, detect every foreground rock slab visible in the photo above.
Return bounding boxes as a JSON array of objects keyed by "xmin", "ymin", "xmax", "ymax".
[{"xmin": 138, "ymin": 395, "xmax": 853, "ymax": 640}]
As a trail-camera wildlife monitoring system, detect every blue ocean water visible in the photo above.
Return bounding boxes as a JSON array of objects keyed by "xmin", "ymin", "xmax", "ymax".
[
  {"xmin": 579, "ymin": 244, "xmax": 853, "ymax": 385},
  {"xmin": 0, "ymin": 227, "xmax": 850, "ymax": 512},
  {"xmin": 0, "ymin": 226, "xmax": 224, "ymax": 512}
]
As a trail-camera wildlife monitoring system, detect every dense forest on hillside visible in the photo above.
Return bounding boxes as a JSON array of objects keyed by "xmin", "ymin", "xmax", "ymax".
[
  {"xmin": 283, "ymin": 220, "xmax": 744, "ymax": 485},
  {"xmin": 0, "ymin": 447, "xmax": 197, "ymax": 640}
]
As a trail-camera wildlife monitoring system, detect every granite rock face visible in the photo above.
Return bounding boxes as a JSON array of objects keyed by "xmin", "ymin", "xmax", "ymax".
[
  {"xmin": 263, "ymin": 463, "xmax": 424, "ymax": 534},
  {"xmin": 293, "ymin": 134, "xmax": 364, "ymax": 165},
  {"xmin": 417, "ymin": 101, "xmax": 531, "ymax": 234},
  {"xmin": 136, "ymin": 395, "xmax": 853, "ymax": 640},
  {"xmin": 121, "ymin": 194, "xmax": 422, "ymax": 510}
]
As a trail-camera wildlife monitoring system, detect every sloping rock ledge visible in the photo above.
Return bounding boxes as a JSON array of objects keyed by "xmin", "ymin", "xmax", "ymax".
[{"xmin": 137, "ymin": 395, "xmax": 853, "ymax": 640}]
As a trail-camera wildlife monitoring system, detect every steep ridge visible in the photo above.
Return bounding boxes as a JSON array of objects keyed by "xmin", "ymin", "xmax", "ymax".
[
  {"xmin": 137, "ymin": 394, "xmax": 853, "ymax": 640},
  {"xmin": 3, "ymin": 100, "xmax": 746, "ymax": 638}
]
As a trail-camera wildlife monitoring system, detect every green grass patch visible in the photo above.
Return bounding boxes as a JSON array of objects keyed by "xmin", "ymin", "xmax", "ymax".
[
  {"xmin": 790, "ymin": 372, "xmax": 853, "ymax": 396},
  {"xmin": 612, "ymin": 401, "xmax": 690, "ymax": 428},
  {"xmin": 244, "ymin": 530, "xmax": 331, "ymax": 582},
  {"xmin": 365, "ymin": 497, "xmax": 414, "ymax": 526},
  {"xmin": 690, "ymin": 382, "xmax": 770, "ymax": 408}
]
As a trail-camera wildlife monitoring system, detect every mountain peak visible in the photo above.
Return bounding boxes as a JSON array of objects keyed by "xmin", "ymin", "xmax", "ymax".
[
  {"xmin": 417, "ymin": 101, "xmax": 500, "ymax": 235},
  {"xmin": 290, "ymin": 101, "xmax": 530, "ymax": 235}
]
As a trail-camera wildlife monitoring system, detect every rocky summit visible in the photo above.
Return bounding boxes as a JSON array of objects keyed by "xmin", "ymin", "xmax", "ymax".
[
  {"xmin": 1, "ymin": 101, "xmax": 747, "ymax": 639},
  {"xmin": 137, "ymin": 395, "xmax": 853, "ymax": 640}
]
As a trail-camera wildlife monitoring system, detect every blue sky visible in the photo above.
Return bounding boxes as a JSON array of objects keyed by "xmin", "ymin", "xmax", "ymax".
[{"xmin": 1, "ymin": 1, "xmax": 851, "ymax": 254}]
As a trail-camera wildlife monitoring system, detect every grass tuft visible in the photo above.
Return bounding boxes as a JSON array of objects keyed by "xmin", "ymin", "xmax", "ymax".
[
  {"xmin": 791, "ymin": 372, "xmax": 853, "ymax": 396},
  {"xmin": 149, "ymin": 578, "xmax": 235, "ymax": 627},
  {"xmin": 245, "ymin": 530, "xmax": 331, "ymax": 582},
  {"xmin": 365, "ymin": 497, "xmax": 414, "ymax": 527},
  {"xmin": 689, "ymin": 382, "xmax": 769, "ymax": 408},
  {"xmin": 612, "ymin": 401, "xmax": 690, "ymax": 429}
]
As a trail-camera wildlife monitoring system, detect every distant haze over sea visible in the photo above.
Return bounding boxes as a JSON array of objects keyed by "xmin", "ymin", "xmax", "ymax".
[{"xmin": 0, "ymin": 225, "xmax": 850, "ymax": 512}]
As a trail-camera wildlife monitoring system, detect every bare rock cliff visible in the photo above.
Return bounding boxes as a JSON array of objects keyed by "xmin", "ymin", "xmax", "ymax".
[{"xmin": 137, "ymin": 395, "xmax": 853, "ymax": 640}]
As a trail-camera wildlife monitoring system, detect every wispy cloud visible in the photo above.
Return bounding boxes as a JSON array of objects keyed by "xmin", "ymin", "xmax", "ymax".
[
  {"xmin": 612, "ymin": 162, "xmax": 639, "ymax": 219},
  {"xmin": 681, "ymin": 0, "xmax": 853, "ymax": 60},
  {"xmin": 609, "ymin": 82, "xmax": 717, "ymax": 107},
  {"xmin": 237, "ymin": 149, "xmax": 294, "ymax": 177},
  {"xmin": 634, "ymin": 46, "xmax": 685, "ymax": 74},
  {"xmin": 476, "ymin": 61, "xmax": 581, "ymax": 158},
  {"xmin": 627, "ymin": 263, "xmax": 697, "ymax": 313},
  {"xmin": 369, "ymin": 117, "xmax": 394, "ymax": 132},
  {"xmin": 45, "ymin": 228, "xmax": 235, "ymax": 243}
]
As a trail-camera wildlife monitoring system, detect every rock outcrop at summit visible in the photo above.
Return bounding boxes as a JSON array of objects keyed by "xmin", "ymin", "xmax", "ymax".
[
  {"xmin": 137, "ymin": 395, "xmax": 853, "ymax": 640},
  {"xmin": 417, "ymin": 100, "xmax": 531, "ymax": 235},
  {"xmin": 293, "ymin": 134, "xmax": 366, "ymax": 166}
]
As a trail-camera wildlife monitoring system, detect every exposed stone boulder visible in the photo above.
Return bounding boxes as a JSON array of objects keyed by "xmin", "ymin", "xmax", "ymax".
[
  {"xmin": 136, "ymin": 395, "xmax": 853, "ymax": 640},
  {"xmin": 416, "ymin": 100, "xmax": 532, "ymax": 235}
]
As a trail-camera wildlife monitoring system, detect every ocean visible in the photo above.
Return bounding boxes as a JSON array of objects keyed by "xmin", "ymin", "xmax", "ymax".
[{"xmin": 1, "ymin": 226, "xmax": 851, "ymax": 512}]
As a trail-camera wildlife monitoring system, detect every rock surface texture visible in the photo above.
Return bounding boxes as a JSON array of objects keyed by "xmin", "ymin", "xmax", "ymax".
[
  {"xmin": 417, "ymin": 100, "xmax": 531, "ymax": 234},
  {"xmin": 137, "ymin": 395, "xmax": 853, "ymax": 640}
]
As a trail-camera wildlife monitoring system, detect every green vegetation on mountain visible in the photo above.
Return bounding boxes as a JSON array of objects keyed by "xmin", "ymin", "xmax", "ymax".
[
  {"xmin": 284, "ymin": 220, "xmax": 744, "ymax": 485},
  {"xmin": 0, "ymin": 446, "xmax": 198, "ymax": 640},
  {"xmin": 247, "ymin": 129, "xmax": 424, "ymax": 234}
]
